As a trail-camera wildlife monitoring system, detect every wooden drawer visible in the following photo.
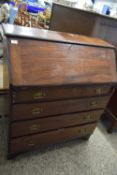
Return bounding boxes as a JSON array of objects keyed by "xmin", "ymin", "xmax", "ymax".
[
  {"xmin": 11, "ymin": 110, "xmax": 103, "ymax": 137},
  {"xmin": 12, "ymin": 85, "xmax": 112, "ymax": 103},
  {"xmin": 12, "ymin": 96, "xmax": 109, "ymax": 121},
  {"xmin": 10, "ymin": 123, "xmax": 96, "ymax": 154}
]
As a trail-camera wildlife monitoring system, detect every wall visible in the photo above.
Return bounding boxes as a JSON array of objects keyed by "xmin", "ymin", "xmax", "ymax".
[
  {"xmin": 94, "ymin": 0, "xmax": 117, "ymax": 13},
  {"xmin": 53, "ymin": 0, "xmax": 117, "ymax": 16}
]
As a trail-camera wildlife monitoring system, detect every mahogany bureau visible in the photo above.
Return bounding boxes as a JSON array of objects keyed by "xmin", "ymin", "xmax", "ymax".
[{"xmin": 2, "ymin": 24, "xmax": 117, "ymax": 158}]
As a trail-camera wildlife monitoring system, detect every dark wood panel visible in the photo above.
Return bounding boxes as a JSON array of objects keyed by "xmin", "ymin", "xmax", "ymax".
[
  {"xmin": 50, "ymin": 3, "xmax": 117, "ymax": 44},
  {"xmin": 10, "ymin": 123, "xmax": 96, "ymax": 154},
  {"xmin": 3, "ymin": 24, "xmax": 113, "ymax": 47},
  {"xmin": 11, "ymin": 110, "xmax": 103, "ymax": 137},
  {"xmin": 12, "ymin": 96, "xmax": 109, "ymax": 121},
  {"xmin": 50, "ymin": 3, "xmax": 96, "ymax": 35},
  {"xmin": 12, "ymin": 85, "xmax": 112, "ymax": 103},
  {"xmin": 8, "ymin": 39, "xmax": 117, "ymax": 87},
  {"xmin": 107, "ymin": 89, "xmax": 117, "ymax": 116}
]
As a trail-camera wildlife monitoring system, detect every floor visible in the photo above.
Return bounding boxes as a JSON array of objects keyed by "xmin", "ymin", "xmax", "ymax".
[{"xmin": 0, "ymin": 119, "xmax": 117, "ymax": 175}]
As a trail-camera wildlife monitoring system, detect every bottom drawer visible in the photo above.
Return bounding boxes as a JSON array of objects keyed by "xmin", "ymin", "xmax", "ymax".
[{"xmin": 10, "ymin": 123, "xmax": 96, "ymax": 154}]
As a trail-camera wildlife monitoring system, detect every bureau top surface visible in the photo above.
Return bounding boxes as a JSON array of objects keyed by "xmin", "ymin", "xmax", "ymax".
[
  {"xmin": 3, "ymin": 24, "xmax": 117, "ymax": 87},
  {"xmin": 2, "ymin": 24, "xmax": 114, "ymax": 48}
]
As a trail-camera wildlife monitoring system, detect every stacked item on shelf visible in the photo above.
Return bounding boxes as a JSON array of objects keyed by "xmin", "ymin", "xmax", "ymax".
[{"xmin": 9, "ymin": 0, "xmax": 51, "ymax": 28}]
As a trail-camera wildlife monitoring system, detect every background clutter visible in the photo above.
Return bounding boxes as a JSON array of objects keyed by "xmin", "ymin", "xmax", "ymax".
[
  {"xmin": 0, "ymin": 0, "xmax": 52, "ymax": 29},
  {"xmin": 0, "ymin": 0, "xmax": 117, "ymax": 28}
]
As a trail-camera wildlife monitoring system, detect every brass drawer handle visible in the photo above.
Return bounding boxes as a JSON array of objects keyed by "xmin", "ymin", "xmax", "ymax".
[
  {"xmin": 28, "ymin": 143, "xmax": 35, "ymax": 147},
  {"xmin": 33, "ymin": 92, "xmax": 45, "ymax": 99},
  {"xmin": 30, "ymin": 124, "xmax": 40, "ymax": 131},
  {"xmin": 90, "ymin": 101, "xmax": 97, "ymax": 107},
  {"xmin": 95, "ymin": 88, "xmax": 102, "ymax": 95},
  {"xmin": 57, "ymin": 128, "xmax": 65, "ymax": 132},
  {"xmin": 84, "ymin": 115, "xmax": 92, "ymax": 120},
  {"xmin": 32, "ymin": 108, "xmax": 43, "ymax": 115}
]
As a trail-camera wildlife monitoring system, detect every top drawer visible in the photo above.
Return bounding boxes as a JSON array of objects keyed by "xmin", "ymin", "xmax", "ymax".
[{"xmin": 12, "ymin": 85, "xmax": 113, "ymax": 103}]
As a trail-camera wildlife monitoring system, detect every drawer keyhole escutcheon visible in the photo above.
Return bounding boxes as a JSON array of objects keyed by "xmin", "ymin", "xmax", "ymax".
[
  {"xmin": 95, "ymin": 88, "xmax": 102, "ymax": 95},
  {"xmin": 28, "ymin": 143, "xmax": 35, "ymax": 147},
  {"xmin": 90, "ymin": 101, "xmax": 97, "ymax": 107},
  {"xmin": 84, "ymin": 115, "xmax": 92, "ymax": 120},
  {"xmin": 33, "ymin": 92, "xmax": 45, "ymax": 99},
  {"xmin": 32, "ymin": 108, "xmax": 43, "ymax": 115},
  {"xmin": 30, "ymin": 124, "xmax": 40, "ymax": 131}
]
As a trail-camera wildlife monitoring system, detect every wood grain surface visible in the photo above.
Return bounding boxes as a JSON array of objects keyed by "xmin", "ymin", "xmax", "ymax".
[
  {"xmin": 10, "ymin": 123, "xmax": 96, "ymax": 154},
  {"xmin": 11, "ymin": 110, "xmax": 103, "ymax": 137},
  {"xmin": 2, "ymin": 24, "xmax": 114, "ymax": 47},
  {"xmin": 12, "ymin": 96, "xmax": 109, "ymax": 121},
  {"xmin": 12, "ymin": 85, "xmax": 112, "ymax": 103},
  {"xmin": 8, "ymin": 39, "xmax": 117, "ymax": 86}
]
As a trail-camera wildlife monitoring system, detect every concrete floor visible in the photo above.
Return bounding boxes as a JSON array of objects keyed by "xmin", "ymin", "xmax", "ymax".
[{"xmin": 0, "ymin": 120, "xmax": 117, "ymax": 175}]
